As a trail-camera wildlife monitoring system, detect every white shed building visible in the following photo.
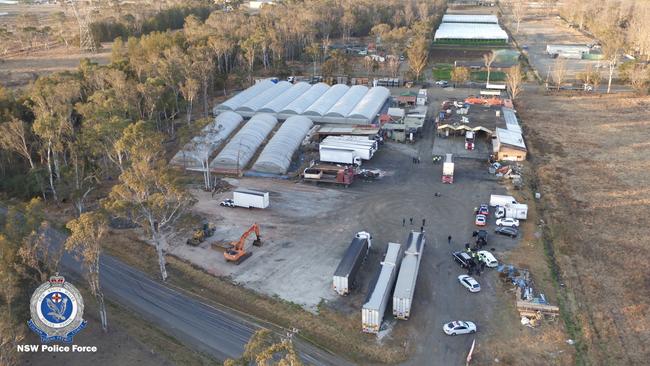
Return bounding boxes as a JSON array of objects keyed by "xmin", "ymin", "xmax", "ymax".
[
  {"xmin": 236, "ymin": 81, "xmax": 292, "ymax": 112},
  {"xmin": 325, "ymin": 85, "xmax": 369, "ymax": 118},
  {"xmin": 214, "ymin": 79, "xmax": 275, "ymax": 113},
  {"xmin": 347, "ymin": 86, "xmax": 390, "ymax": 122},
  {"xmin": 303, "ymin": 84, "xmax": 350, "ymax": 116},
  {"xmin": 279, "ymin": 83, "xmax": 330, "ymax": 115},
  {"xmin": 434, "ymin": 22, "xmax": 508, "ymax": 41},
  {"xmin": 258, "ymin": 82, "xmax": 311, "ymax": 113},
  {"xmin": 252, "ymin": 116, "xmax": 313, "ymax": 174}
]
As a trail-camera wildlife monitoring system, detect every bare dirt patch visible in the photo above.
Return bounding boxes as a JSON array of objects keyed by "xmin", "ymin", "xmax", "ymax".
[{"xmin": 516, "ymin": 91, "xmax": 650, "ymax": 365}]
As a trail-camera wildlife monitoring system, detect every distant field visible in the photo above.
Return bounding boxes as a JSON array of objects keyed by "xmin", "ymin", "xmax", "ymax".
[
  {"xmin": 430, "ymin": 64, "xmax": 505, "ymax": 81},
  {"xmin": 520, "ymin": 92, "xmax": 650, "ymax": 365}
]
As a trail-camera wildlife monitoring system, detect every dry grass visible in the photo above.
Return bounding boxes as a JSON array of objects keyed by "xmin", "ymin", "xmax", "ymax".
[
  {"xmin": 516, "ymin": 91, "xmax": 650, "ymax": 366},
  {"xmin": 102, "ymin": 229, "xmax": 407, "ymax": 364}
]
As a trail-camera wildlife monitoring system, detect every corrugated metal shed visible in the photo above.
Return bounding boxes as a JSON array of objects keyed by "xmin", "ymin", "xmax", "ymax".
[
  {"xmin": 347, "ymin": 86, "xmax": 390, "ymax": 121},
  {"xmin": 210, "ymin": 113, "xmax": 278, "ymax": 171},
  {"xmin": 325, "ymin": 85, "xmax": 369, "ymax": 118},
  {"xmin": 502, "ymin": 108, "xmax": 521, "ymax": 133},
  {"xmin": 434, "ymin": 23, "xmax": 508, "ymax": 41},
  {"xmin": 495, "ymin": 127, "xmax": 526, "ymax": 149},
  {"xmin": 251, "ymin": 116, "xmax": 313, "ymax": 174},
  {"xmin": 304, "ymin": 84, "xmax": 350, "ymax": 116},
  {"xmin": 279, "ymin": 83, "xmax": 330, "ymax": 115},
  {"xmin": 215, "ymin": 80, "xmax": 275, "ymax": 112},
  {"xmin": 258, "ymin": 82, "xmax": 311, "ymax": 113},
  {"xmin": 170, "ymin": 111, "xmax": 243, "ymax": 170},
  {"xmin": 236, "ymin": 81, "xmax": 292, "ymax": 112}
]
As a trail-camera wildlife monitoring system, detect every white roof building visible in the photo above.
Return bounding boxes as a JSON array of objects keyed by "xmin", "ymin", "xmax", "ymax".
[
  {"xmin": 347, "ymin": 86, "xmax": 390, "ymax": 121},
  {"xmin": 215, "ymin": 79, "xmax": 275, "ymax": 112},
  {"xmin": 442, "ymin": 14, "xmax": 499, "ymax": 24},
  {"xmin": 279, "ymin": 83, "xmax": 330, "ymax": 115},
  {"xmin": 252, "ymin": 116, "xmax": 313, "ymax": 174},
  {"xmin": 502, "ymin": 108, "xmax": 522, "ymax": 133},
  {"xmin": 258, "ymin": 82, "xmax": 311, "ymax": 113},
  {"xmin": 325, "ymin": 85, "xmax": 369, "ymax": 118},
  {"xmin": 304, "ymin": 84, "xmax": 350, "ymax": 116},
  {"xmin": 236, "ymin": 81, "xmax": 292, "ymax": 112},
  {"xmin": 434, "ymin": 22, "xmax": 508, "ymax": 41},
  {"xmin": 495, "ymin": 127, "xmax": 526, "ymax": 150}
]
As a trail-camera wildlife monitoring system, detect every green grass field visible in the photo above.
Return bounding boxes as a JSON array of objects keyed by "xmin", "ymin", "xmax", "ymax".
[{"xmin": 431, "ymin": 64, "xmax": 506, "ymax": 82}]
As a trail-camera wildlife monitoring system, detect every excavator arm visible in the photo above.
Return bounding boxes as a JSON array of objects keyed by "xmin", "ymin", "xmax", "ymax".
[{"xmin": 224, "ymin": 223, "xmax": 262, "ymax": 264}]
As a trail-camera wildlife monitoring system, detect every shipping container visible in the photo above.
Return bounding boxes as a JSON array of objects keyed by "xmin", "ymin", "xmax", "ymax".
[
  {"xmin": 393, "ymin": 231, "xmax": 426, "ymax": 320},
  {"xmin": 362, "ymin": 242, "xmax": 403, "ymax": 334},
  {"xmin": 233, "ymin": 189, "xmax": 269, "ymax": 209},
  {"xmin": 333, "ymin": 232, "xmax": 372, "ymax": 295},
  {"xmin": 318, "ymin": 146, "xmax": 362, "ymax": 166},
  {"xmin": 489, "ymin": 194, "xmax": 517, "ymax": 207}
]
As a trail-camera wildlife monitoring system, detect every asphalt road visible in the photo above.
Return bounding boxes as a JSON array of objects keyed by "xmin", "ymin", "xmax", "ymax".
[{"xmin": 42, "ymin": 228, "xmax": 352, "ymax": 365}]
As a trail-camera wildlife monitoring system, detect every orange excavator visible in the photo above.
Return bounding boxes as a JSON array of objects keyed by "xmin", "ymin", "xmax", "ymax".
[{"xmin": 224, "ymin": 223, "xmax": 262, "ymax": 264}]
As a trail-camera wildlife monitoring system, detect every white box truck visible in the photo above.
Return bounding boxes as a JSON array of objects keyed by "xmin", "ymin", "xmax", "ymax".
[
  {"xmin": 320, "ymin": 139, "xmax": 375, "ymax": 160},
  {"xmin": 319, "ymin": 146, "xmax": 362, "ymax": 166},
  {"xmin": 489, "ymin": 194, "xmax": 517, "ymax": 207},
  {"xmin": 232, "ymin": 189, "xmax": 269, "ymax": 209},
  {"xmin": 504, "ymin": 203, "xmax": 528, "ymax": 220},
  {"xmin": 362, "ymin": 242, "xmax": 402, "ymax": 334}
]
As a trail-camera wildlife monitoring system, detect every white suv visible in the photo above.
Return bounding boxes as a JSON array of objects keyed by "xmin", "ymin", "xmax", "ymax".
[{"xmin": 496, "ymin": 217, "xmax": 520, "ymax": 227}]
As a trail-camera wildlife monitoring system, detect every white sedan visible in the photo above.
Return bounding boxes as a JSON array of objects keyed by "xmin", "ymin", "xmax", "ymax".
[
  {"xmin": 496, "ymin": 217, "xmax": 520, "ymax": 227},
  {"xmin": 478, "ymin": 250, "xmax": 498, "ymax": 268},
  {"xmin": 458, "ymin": 275, "xmax": 481, "ymax": 293},
  {"xmin": 443, "ymin": 321, "xmax": 477, "ymax": 335}
]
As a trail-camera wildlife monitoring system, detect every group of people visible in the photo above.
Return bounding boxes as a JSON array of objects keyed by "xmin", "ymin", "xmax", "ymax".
[
  {"xmin": 412, "ymin": 156, "xmax": 422, "ymax": 164},
  {"xmin": 402, "ymin": 217, "xmax": 426, "ymax": 233}
]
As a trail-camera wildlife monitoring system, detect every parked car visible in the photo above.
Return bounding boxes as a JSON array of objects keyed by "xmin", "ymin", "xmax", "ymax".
[
  {"xmin": 443, "ymin": 321, "xmax": 477, "ymax": 335},
  {"xmin": 435, "ymin": 80, "xmax": 449, "ymax": 87},
  {"xmin": 477, "ymin": 204, "xmax": 489, "ymax": 216},
  {"xmin": 495, "ymin": 205, "xmax": 505, "ymax": 218},
  {"xmin": 478, "ymin": 250, "xmax": 498, "ymax": 268},
  {"xmin": 475, "ymin": 214, "xmax": 487, "ymax": 226},
  {"xmin": 496, "ymin": 218, "xmax": 520, "ymax": 227},
  {"xmin": 475, "ymin": 229, "xmax": 488, "ymax": 247},
  {"xmin": 399, "ymin": 55, "xmax": 405, "ymax": 61},
  {"xmin": 220, "ymin": 199, "xmax": 235, "ymax": 208},
  {"xmin": 452, "ymin": 251, "xmax": 474, "ymax": 268},
  {"xmin": 495, "ymin": 226, "xmax": 518, "ymax": 238},
  {"xmin": 458, "ymin": 275, "xmax": 481, "ymax": 293}
]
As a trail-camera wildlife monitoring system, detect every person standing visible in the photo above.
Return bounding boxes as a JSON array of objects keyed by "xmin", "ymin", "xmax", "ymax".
[
  {"xmin": 422, "ymin": 218, "xmax": 426, "ymax": 226},
  {"xmin": 402, "ymin": 218, "xmax": 406, "ymax": 227},
  {"xmin": 448, "ymin": 235, "xmax": 452, "ymax": 245},
  {"xmin": 410, "ymin": 217, "xmax": 414, "ymax": 225}
]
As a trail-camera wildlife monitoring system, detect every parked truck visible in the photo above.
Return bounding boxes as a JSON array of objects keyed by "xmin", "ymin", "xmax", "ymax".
[
  {"xmin": 230, "ymin": 189, "xmax": 269, "ymax": 209},
  {"xmin": 442, "ymin": 153, "xmax": 454, "ymax": 183},
  {"xmin": 319, "ymin": 146, "xmax": 362, "ymax": 166},
  {"xmin": 465, "ymin": 131, "xmax": 475, "ymax": 150},
  {"xmin": 362, "ymin": 242, "xmax": 402, "ymax": 334},
  {"xmin": 302, "ymin": 163, "xmax": 355, "ymax": 187},
  {"xmin": 502, "ymin": 203, "xmax": 528, "ymax": 220},
  {"xmin": 489, "ymin": 194, "xmax": 517, "ymax": 207},
  {"xmin": 324, "ymin": 136, "xmax": 378, "ymax": 153},
  {"xmin": 393, "ymin": 231, "xmax": 426, "ymax": 320},
  {"xmin": 333, "ymin": 231, "xmax": 372, "ymax": 296}
]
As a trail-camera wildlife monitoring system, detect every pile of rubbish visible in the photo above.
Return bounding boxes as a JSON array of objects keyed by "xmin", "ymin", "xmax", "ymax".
[
  {"xmin": 497, "ymin": 264, "xmax": 559, "ymax": 327},
  {"xmin": 489, "ymin": 161, "xmax": 523, "ymax": 189}
]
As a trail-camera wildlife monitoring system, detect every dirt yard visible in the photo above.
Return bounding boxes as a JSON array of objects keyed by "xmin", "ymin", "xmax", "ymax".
[{"xmin": 517, "ymin": 91, "xmax": 650, "ymax": 365}]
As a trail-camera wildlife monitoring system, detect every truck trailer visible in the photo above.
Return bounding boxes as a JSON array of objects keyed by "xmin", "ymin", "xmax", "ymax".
[
  {"xmin": 362, "ymin": 242, "xmax": 403, "ymax": 334},
  {"xmin": 333, "ymin": 231, "xmax": 372, "ymax": 296},
  {"xmin": 324, "ymin": 135, "xmax": 378, "ymax": 151},
  {"xmin": 232, "ymin": 189, "xmax": 269, "ymax": 209},
  {"xmin": 319, "ymin": 146, "xmax": 362, "ymax": 166},
  {"xmin": 489, "ymin": 194, "xmax": 517, "ymax": 207},
  {"xmin": 320, "ymin": 139, "xmax": 375, "ymax": 160},
  {"xmin": 302, "ymin": 164, "xmax": 355, "ymax": 186},
  {"xmin": 442, "ymin": 153, "xmax": 454, "ymax": 183},
  {"xmin": 393, "ymin": 231, "xmax": 426, "ymax": 320},
  {"xmin": 504, "ymin": 203, "xmax": 528, "ymax": 220}
]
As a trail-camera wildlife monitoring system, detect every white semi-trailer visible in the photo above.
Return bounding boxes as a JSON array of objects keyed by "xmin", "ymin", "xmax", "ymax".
[
  {"xmin": 319, "ymin": 146, "xmax": 362, "ymax": 166},
  {"xmin": 320, "ymin": 139, "xmax": 375, "ymax": 160},
  {"xmin": 393, "ymin": 231, "xmax": 425, "ymax": 320},
  {"xmin": 362, "ymin": 242, "xmax": 402, "ymax": 334}
]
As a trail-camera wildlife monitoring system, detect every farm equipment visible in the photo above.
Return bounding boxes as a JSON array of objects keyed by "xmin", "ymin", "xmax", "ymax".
[
  {"xmin": 186, "ymin": 223, "xmax": 216, "ymax": 246},
  {"xmin": 223, "ymin": 223, "xmax": 262, "ymax": 264}
]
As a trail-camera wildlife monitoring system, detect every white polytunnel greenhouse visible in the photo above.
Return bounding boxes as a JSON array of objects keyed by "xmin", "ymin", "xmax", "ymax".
[
  {"xmin": 347, "ymin": 86, "xmax": 390, "ymax": 121},
  {"xmin": 258, "ymin": 82, "xmax": 311, "ymax": 113},
  {"xmin": 434, "ymin": 23, "xmax": 508, "ymax": 41},
  {"xmin": 210, "ymin": 113, "xmax": 278, "ymax": 171},
  {"xmin": 303, "ymin": 84, "xmax": 350, "ymax": 116},
  {"xmin": 441, "ymin": 14, "xmax": 499, "ymax": 24},
  {"xmin": 214, "ymin": 79, "xmax": 275, "ymax": 113},
  {"xmin": 170, "ymin": 111, "xmax": 243, "ymax": 170},
  {"xmin": 252, "ymin": 116, "xmax": 313, "ymax": 174},
  {"xmin": 279, "ymin": 83, "xmax": 330, "ymax": 115},
  {"xmin": 236, "ymin": 81, "xmax": 292, "ymax": 112},
  {"xmin": 325, "ymin": 85, "xmax": 369, "ymax": 118}
]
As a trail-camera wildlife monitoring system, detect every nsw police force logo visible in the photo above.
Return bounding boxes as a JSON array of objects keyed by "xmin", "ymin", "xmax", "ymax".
[{"xmin": 28, "ymin": 274, "xmax": 87, "ymax": 343}]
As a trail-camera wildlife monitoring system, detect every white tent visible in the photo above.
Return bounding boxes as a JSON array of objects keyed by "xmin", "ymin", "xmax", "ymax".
[
  {"xmin": 347, "ymin": 86, "xmax": 390, "ymax": 121},
  {"xmin": 325, "ymin": 85, "xmax": 369, "ymax": 118},
  {"xmin": 258, "ymin": 82, "xmax": 311, "ymax": 113},
  {"xmin": 215, "ymin": 80, "xmax": 275, "ymax": 112},
  {"xmin": 303, "ymin": 84, "xmax": 350, "ymax": 116},
  {"xmin": 236, "ymin": 81, "xmax": 292, "ymax": 112},
  {"xmin": 434, "ymin": 23, "xmax": 508, "ymax": 41},
  {"xmin": 252, "ymin": 116, "xmax": 313, "ymax": 174},
  {"xmin": 442, "ymin": 14, "xmax": 499, "ymax": 24},
  {"xmin": 210, "ymin": 113, "xmax": 278, "ymax": 171},
  {"xmin": 279, "ymin": 83, "xmax": 330, "ymax": 115}
]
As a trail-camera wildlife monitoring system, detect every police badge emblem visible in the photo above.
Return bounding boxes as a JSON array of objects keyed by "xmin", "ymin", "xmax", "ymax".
[{"xmin": 28, "ymin": 274, "xmax": 87, "ymax": 343}]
